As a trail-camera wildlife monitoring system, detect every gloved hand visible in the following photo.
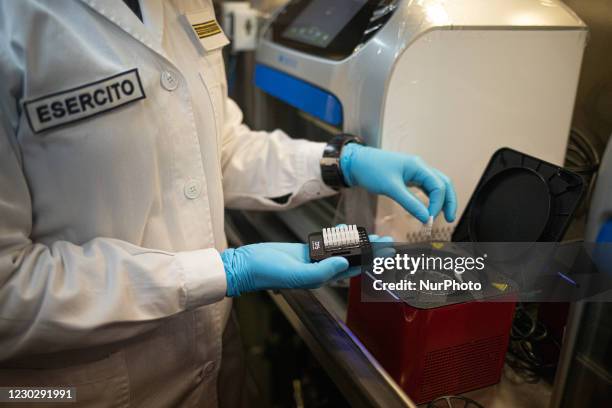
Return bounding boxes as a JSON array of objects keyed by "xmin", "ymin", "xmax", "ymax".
[
  {"xmin": 340, "ymin": 143, "xmax": 457, "ymax": 223},
  {"xmin": 222, "ymin": 243, "xmax": 350, "ymax": 297},
  {"xmin": 222, "ymin": 235, "xmax": 393, "ymax": 297}
]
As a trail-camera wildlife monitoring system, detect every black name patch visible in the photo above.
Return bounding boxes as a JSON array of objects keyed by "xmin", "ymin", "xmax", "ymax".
[{"xmin": 24, "ymin": 69, "xmax": 145, "ymax": 134}]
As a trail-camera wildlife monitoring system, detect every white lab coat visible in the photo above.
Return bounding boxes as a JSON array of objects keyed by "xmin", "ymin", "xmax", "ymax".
[{"xmin": 0, "ymin": 0, "xmax": 334, "ymax": 406}]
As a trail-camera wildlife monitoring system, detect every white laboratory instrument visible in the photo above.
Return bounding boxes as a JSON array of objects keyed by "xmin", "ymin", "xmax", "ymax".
[{"xmin": 255, "ymin": 0, "xmax": 587, "ymax": 241}]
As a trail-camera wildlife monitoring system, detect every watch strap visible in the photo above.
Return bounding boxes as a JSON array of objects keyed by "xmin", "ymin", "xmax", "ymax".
[{"xmin": 320, "ymin": 134, "xmax": 364, "ymax": 189}]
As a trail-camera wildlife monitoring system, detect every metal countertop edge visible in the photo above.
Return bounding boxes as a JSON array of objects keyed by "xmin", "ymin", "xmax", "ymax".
[{"xmin": 268, "ymin": 289, "xmax": 417, "ymax": 408}]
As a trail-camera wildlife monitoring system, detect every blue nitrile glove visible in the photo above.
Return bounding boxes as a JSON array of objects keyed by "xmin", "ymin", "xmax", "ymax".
[
  {"xmin": 221, "ymin": 235, "xmax": 395, "ymax": 297},
  {"xmin": 222, "ymin": 243, "xmax": 350, "ymax": 297},
  {"xmin": 340, "ymin": 143, "xmax": 457, "ymax": 223},
  {"xmin": 345, "ymin": 233, "xmax": 395, "ymax": 276}
]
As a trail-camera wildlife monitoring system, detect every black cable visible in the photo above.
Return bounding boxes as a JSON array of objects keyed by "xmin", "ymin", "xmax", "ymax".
[
  {"xmin": 564, "ymin": 127, "xmax": 601, "ymax": 218},
  {"xmin": 506, "ymin": 304, "xmax": 561, "ymax": 383}
]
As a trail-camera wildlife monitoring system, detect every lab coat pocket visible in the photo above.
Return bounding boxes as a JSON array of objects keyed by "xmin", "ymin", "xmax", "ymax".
[{"xmin": 0, "ymin": 351, "xmax": 130, "ymax": 408}]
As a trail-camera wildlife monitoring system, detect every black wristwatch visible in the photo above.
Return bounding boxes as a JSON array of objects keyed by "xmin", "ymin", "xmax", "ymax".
[{"xmin": 320, "ymin": 134, "xmax": 364, "ymax": 190}]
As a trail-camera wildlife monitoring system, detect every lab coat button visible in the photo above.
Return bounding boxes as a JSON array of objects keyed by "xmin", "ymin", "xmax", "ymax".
[
  {"xmin": 203, "ymin": 361, "xmax": 216, "ymax": 376},
  {"xmin": 161, "ymin": 70, "xmax": 179, "ymax": 91},
  {"xmin": 184, "ymin": 179, "xmax": 202, "ymax": 199}
]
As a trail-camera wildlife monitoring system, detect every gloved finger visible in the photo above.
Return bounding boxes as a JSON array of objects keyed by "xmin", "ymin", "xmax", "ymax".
[
  {"xmin": 432, "ymin": 168, "xmax": 457, "ymax": 222},
  {"xmin": 369, "ymin": 235, "xmax": 395, "ymax": 257},
  {"xmin": 330, "ymin": 236, "xmax": 397, "ymax": 281},
  {"xmin": 370, "ymin": 235, "xmax": 393, "ymax": 243},
  {"xmin": 331, "ymin": 246, "xmax": 397, "ymax": 281},
  {"xmin": 328, "ymin": 236, "xmax": 397, "ymax": 282},
  {"xmin": 373, "ymin": 245, "xmax": 396, "ymax": 260},
  {"xmin": 332, "ymin": 265, "xmax": 362, "ymax": 281},
  {"xmin": 403, "ymin": 160, "xmax": 446, "ymax": 219},
  {"xmin": 302, "ymin": 256, "xmax": 349, "ymax": 286},
  {"xmin": 386, "ymin": 180, "xmax": 430, "ymax": 223},
  {"xmin": 269, "ymin": 242, "xmax": 310, "ymax": 262}
]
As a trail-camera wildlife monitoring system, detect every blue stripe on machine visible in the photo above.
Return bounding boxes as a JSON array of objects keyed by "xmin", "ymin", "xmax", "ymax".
[
  {"xmin": 597, "ymin": 220, "xmax": 612, "ymax": 243},
  {"xmin": 254, "ymin": 64, "xmax": 343, "ymax": 126}
]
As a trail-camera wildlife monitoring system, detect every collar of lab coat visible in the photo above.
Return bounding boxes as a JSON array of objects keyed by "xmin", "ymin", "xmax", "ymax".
[{"xmin": 79, "ymin": 0, "xmax": 168, "ymax": 60}]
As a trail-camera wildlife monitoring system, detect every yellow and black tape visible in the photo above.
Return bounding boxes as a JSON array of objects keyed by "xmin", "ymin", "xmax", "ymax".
[{"xmin": 192, "ymin": 20, "xmax": 221, "ymax": 39}]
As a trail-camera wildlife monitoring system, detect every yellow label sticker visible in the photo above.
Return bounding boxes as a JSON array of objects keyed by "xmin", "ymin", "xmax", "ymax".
[{"xmin": 492, "ymin": 282, "xmax": 508, "ymax": 292}]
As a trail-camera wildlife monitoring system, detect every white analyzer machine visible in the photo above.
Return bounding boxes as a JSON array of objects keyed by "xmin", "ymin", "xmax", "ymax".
[{"xmin": 254, "ymin": 0, "xmax": 587, "ymax": 241}]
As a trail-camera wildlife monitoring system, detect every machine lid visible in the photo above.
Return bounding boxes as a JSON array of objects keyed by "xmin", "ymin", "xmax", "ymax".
[
  {"xmin": 452, "ymin": 147, "xmax": 585, "ymax": 243},
  {"xmin": 469, "ymin": 167, "xmax": 551, "ymax": 242},
  {"xmin": 387, "ymin": 148, "xmax": 585, "ymax": 309}
]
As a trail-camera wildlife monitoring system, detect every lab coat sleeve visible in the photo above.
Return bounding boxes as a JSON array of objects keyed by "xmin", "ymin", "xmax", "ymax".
[
  {"xmin": 0, "ymin": 121, "xmax": 227, "ymax": 360},
  {"xmin": 221, "ymin": 98, "xmax": 337, "ymax": 210}
]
